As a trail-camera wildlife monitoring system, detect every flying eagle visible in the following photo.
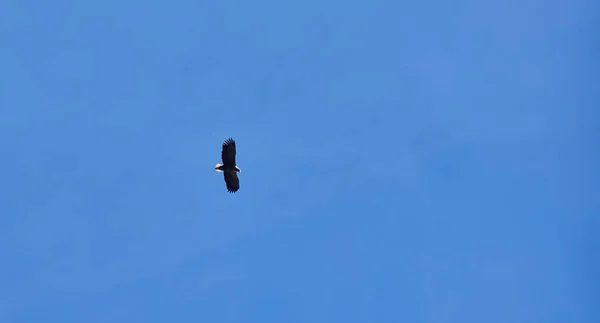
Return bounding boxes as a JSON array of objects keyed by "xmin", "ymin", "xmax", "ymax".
[{"xmin": 214, "ymin": 138, "xmax": 241, "ymax": 193}]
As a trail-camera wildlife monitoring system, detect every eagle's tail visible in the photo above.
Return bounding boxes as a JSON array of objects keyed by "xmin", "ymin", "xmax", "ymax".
[{"xmin": 214, "ymin": 163, "xmax": 224, "ymax": 172}]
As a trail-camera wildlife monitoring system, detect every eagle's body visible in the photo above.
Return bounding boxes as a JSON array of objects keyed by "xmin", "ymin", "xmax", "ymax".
[{"xmin": 214, "ymin": 138, "xmax": 241, "ymax": 193}]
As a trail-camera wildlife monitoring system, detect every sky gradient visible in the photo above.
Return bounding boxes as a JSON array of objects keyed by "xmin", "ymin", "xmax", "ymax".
[{"xmin": 1, "ymin": 0, "xmax": 598, "ymax": 322}]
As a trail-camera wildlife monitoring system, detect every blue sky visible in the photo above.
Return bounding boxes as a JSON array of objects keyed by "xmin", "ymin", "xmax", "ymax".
[{"xmin": 1, "ymin": 0, "xmax": 598, "ymax": 322}]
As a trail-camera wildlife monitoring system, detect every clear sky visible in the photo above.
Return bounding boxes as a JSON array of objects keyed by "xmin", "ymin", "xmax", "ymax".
[{"xmin": 1, "ymin": 0, "xmax": 598, "ymax": 322}]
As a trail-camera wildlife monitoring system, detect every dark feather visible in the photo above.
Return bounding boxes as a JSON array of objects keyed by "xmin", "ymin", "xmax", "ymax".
[
  {"xmin": 223, "ymin": 170, "xmax": 239, "ymax": 193},
  {"xmin": 221, "ymin": 138, "xmax": 237, "ymax": 167}
]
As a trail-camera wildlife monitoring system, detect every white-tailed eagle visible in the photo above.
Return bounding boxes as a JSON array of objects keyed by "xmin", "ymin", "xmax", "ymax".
[{"xmin": 214, "ymin": 138, "xmax": 241, "ymax": 193}]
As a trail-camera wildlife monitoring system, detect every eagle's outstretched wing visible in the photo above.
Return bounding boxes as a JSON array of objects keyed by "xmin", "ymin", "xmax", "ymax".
[
  {"xmin": 221, "ymin": 138, "xmax": 236, "ymax": 167},
  {"xmin": 223, "ymin": 170, "xmax": 239, "ymax": 193}
]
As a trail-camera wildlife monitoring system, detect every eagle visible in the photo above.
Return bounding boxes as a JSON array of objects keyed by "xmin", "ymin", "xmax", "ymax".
[{"xmin": 214, "ymin": 138, "xmax": 241, "ymax": 193}]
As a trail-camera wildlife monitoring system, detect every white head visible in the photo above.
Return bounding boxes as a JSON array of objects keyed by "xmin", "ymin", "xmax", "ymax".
[{"xmin": 235, "ymin": 166, "xmax": 241, "ymax": 173}]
